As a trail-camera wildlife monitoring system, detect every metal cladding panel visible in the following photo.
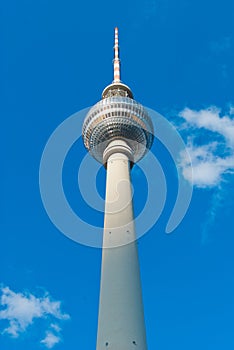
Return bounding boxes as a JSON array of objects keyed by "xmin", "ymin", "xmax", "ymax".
[{"xmin": 96, "ymin": 148, "xmax": 147, "ymax": 350}]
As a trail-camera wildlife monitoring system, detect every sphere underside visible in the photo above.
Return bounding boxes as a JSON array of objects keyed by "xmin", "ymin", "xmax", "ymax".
[{"xmin": 82, "ymin": 97, "xmax": 154, "ymax": 163}]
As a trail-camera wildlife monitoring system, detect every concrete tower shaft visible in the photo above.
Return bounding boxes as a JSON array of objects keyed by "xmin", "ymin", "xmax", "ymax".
[{"xmin": 96, "ymin": 139, "xmax": 147, "ymax": 349}]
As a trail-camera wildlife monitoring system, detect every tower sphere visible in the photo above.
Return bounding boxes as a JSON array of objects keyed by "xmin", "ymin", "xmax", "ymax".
[{"xmin": 82, "ymin": 90, "xmax": 154, "ymax": 164}]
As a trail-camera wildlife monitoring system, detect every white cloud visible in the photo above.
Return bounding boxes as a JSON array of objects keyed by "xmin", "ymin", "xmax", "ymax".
[
  {"xmin": 40, "ymin": 322, "xmax": 63, "ymax": 348},
  {"xmin": 179, "ymin": 107, "xmax": 234, "ymax": 146},
  {"xmin": 41, "ymin": 331, "xmax": 61, "ymax": 349},
  {"xmin": 0, "ymin": 286, "xmax": 70, "ymax": 348},
  {"xmin": 179, "ymin": 141, "xmax": 234, "ymax": 188},
  {"xmin": 177, "ymin": 106, "xmax": 234, "ymax": 188}
]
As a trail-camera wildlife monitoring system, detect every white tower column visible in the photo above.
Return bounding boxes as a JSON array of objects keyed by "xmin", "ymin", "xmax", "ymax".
[{"xmin": 96, "ymin": 140, "xmax": 147, "ymax": 350}]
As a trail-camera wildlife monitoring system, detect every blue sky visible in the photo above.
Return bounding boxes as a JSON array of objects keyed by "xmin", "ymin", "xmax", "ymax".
[{"xmin": 1, "ymin": 0, "xmax": 234, "ymax": 349}]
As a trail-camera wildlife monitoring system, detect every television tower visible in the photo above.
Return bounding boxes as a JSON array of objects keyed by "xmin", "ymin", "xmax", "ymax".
[{"xmin": 82, "ymin": 28, "xmax": 154, "ymax": 349}]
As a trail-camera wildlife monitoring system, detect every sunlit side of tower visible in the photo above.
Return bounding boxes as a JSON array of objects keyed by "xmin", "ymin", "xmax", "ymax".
[{"xmin": 82, "ymin": 28, "xmax": 154, "ymax": 349}]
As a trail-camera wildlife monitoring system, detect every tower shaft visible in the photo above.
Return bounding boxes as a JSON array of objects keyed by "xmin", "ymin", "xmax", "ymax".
[
  {"xmin": 82, "ymin": 28, "xmax": 153, "ymax": 349},
  {"xmin": 96, "ymin": 140, "xmax": 147, "ymax": 349}
]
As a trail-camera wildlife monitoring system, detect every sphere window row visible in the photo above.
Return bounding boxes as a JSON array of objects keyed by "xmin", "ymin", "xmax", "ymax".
[
  {"xmin": 84, "ymin": 114, "xmax": 150, "ymax": 149},
  {"xmin": 83, "ymin": 97, "xmax": 151, "ymax": 129},
  {"xmin": 85, "ymin": 110, "xmax": 147, "ymax": 132},
  {"xmin": 83, "ymin": 105, "xmax": 152, "ymax": 140}
]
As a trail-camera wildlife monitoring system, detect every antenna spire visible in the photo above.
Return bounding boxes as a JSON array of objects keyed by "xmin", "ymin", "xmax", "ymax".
[
  {"xmin": 102, "ymin": 27, "xmax": 133, "ymax": 99},
  {"xmin": 113, "ymin": 27, "xmax": 121, "ymax": 83}
]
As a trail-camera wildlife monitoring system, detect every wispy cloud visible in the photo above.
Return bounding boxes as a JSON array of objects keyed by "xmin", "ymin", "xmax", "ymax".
[
  {"xmin": 209, "ymin": 36, "xmax": 232, "ymax": 54},
  {"xmin": 177, "ymin": 106, "xmax": 234, "ymax": 188},
  {"xmin": 0, "ymin": 285, "xmax": 70, "ymax": 348},
  {"xmin": 208, "ymin": 37, "xmax": 233, "ymax": 80},
  {"xmin": 201, "ymin": 186, "xmax": 226, "ymax": 245},
  {"xmin": 174, "ymin": 105, "xmax": 234, "ymax": 243}
]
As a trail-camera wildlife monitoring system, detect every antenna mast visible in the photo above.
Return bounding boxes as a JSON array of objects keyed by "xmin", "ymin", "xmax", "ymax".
[{"xmin": 113, "ymin": 27, "xmax": 121, "ymax": 83}]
